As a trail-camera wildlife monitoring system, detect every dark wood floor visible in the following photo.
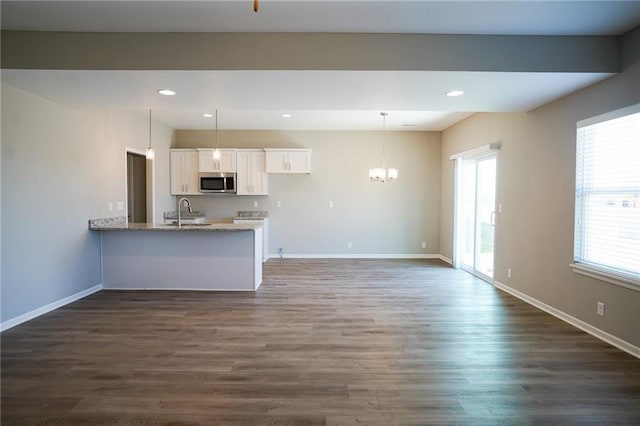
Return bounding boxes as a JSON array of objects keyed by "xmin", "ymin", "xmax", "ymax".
[{"xmin": 2, "ymin": 259, "xmax": 639, "ymax": 425}]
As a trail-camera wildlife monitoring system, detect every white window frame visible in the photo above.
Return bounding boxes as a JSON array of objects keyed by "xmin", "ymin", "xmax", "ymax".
[{"xmin": 571, "ymin": 103, "xmax": 640, "ymax": 292}]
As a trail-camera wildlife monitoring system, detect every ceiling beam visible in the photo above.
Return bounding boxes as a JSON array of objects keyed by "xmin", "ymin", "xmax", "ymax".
[{"xmin": 1, "ymin": 31, "xmax": 621, "ymax": 73}]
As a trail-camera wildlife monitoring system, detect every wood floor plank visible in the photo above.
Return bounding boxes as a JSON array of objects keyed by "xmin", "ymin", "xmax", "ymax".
[{"xmin": 2, "ymin": 259, "xmax": 639, "ymax": 425}]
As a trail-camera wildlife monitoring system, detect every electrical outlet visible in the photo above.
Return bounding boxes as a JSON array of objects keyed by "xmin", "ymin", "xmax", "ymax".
[
  {"xmin": 277, "ymin": 201, "xmax": 282, "ymax": 208},
  {"xmin": 329, "ymin": 201, "xmax": 334, "ymax": 208},
  {"xmin": 499, "ymin": 203, "xmax": 503, "ymax": 213},
  {"xmin": 108, "ymin": 202, "xmax": 113, "ymax": 211},
  {"xmin": 253, "ymin": 200, "xmax": 258, "ymax": 208},
  {"xmin": 347, "ymin": 242, "xmax": 352, "ymax": 249},
  {"xmin": 421, "ymin": 242, "xmax": 427, "ymax": 249},
  {"xmin": 116, "ymin": 201, "xmax": 124, "ymax": 211},
  {"xmin": 597, "ymin": 301, "xmax": 605, "ymax": 317},
  {"xmin": 507, "ymin": 268, "xmax": 512, "ymax": 279}
]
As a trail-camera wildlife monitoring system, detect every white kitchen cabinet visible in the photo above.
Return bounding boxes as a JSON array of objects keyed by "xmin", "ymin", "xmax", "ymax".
[
  {"xmin": 236, "ymin": 150, "xmax": 268, "ymax": 195},
  {"xmin": 197, "ymin": 148, "xmax": 237, "ymax": 173},
  {"xmin": 264, "ymin": 148, "xmax": 312, "ymax": 174},
  {"xmin": 170, "ymin": 149, "xmax": 200, "ymax": 195}
]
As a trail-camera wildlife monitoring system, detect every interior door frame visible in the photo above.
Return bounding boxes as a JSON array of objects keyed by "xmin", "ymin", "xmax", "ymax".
[
  {"xmin": 125, "ymin": 146, "xmax": 155, "ymax": 223},
  {"xmin": 451, "ymin": 143, "xmax": 500, "ymax": 282}
]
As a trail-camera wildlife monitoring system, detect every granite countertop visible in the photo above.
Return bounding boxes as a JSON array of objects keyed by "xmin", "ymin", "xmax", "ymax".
[
  {"xmin": 88, "ymin": 217, "xmax": 261, "ymax": 232},
  {"xmin": 235, "ymin": 210, "xmax": 268, "ymax": 220},
  {"xmin": 163, "ymin": 211, "xmax": 205, "ymax": 220}
]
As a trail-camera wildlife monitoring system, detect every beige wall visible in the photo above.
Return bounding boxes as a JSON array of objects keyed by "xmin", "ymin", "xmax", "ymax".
[
  {"xmin": 1, "ymin": 83, "xmax": 174, "ymax": 323},
  {"xmin": 175, "ymin": 130, "xmax": 441, "ymax": 256},
  {"xmin": 440, "ymin": 62, "xmax": 640, "ymax": 347}
]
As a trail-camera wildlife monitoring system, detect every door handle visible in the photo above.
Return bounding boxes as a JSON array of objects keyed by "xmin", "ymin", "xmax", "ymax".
[{"xmin": 491, "ymin": 211, "xmax": 496, "ymax": 227}]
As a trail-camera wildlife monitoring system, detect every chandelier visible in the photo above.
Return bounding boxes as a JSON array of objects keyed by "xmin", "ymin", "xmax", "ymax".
[{"xmin": 369, "ymin": 112, "xmax": 398, "ymax": 182}]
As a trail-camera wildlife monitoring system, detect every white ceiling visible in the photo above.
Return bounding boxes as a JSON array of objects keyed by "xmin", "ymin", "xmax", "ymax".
[{"xmin": 1, "ymin": 1, "xmax": 638, "ymax": 131}]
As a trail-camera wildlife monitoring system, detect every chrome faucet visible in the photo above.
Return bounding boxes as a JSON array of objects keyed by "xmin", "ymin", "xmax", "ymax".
[{"xmin": 177, "ymin": 197, "xmax": 192, "ymax": 227}]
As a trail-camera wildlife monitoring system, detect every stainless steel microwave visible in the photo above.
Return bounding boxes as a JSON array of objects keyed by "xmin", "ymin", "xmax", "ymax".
[{"xmin": 199, "ymin": 172, "xmax": 236, "ymax": 193}]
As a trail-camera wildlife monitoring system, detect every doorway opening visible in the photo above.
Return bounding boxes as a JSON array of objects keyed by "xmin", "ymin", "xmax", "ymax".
[
  {"xmin": 126, "ymin": 148, "xmax": 154, "ymax": 223},
  {"xmin": 452, "ymin": 145, "xmax": 499, "ymax": 283}
]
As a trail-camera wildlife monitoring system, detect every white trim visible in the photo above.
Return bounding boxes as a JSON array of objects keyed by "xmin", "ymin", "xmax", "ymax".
[
  {"xmin": 439, "ymin": 255, "xmax": 453, "ymax": 264},
  {"xmin": 577, "ymin": 102, "xmax": 640, "ymax": 128},
  {"xmin": 494, "ymin": 280, "xmax": 639, "ymax": 359},
  {"xmin": 570, "ymin": 263, "xmax": 640, "ymax": 292},
  {"xmin": 147, "ymin": 154, "xmax": 155, "ymax": 223},
  {"xmin": 267, "ymin": 253, "xmax": 447, "ymax": 260},
  {"xmin": 103, "ymin": 287, "xmax": 256, "ymax": 292},
  {"xmin": 452, "ymin": 156, "xmax": 461, "ymax": 268},
  {"xmin": 1, "ymin": 284, "xmax": 103, "ymax": 332},
  {"xmin": 449, "ymin": 142, "xmax": 501, "ymax": 160}
]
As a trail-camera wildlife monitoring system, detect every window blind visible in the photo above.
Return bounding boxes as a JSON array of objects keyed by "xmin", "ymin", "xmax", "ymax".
[{"xmin": 574, "ymin": 104, "xmax": 640, "ymax": 283}]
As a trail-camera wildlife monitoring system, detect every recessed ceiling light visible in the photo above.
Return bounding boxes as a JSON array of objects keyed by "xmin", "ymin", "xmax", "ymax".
[
  {"xmin": 157, "ymin": 89, "xmax": 176, "ymax": 96},
  {"xmin": 446, "ymin": 90, "xmax": 464, "ymax": 97},
  {"xmin": 281, "ymin": 113, "xmax": 292, "ymax": 118},
  {"xmin": 202, "ymin": 113, "xmax": 213, "ymax": 118},
  {"xmin": 402, "ymin": 124, "xmax": 417, "ymax": 127}
]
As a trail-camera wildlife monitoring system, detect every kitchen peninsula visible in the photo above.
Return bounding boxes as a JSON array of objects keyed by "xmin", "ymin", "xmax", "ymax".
[{"xmin": 89, "ymin": 217, "xmax": 263, "ymax": 291}]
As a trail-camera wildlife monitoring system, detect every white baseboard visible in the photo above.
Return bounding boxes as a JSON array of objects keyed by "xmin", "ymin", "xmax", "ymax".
[
  {"xmin": 103, "ymin": 287, "xmax": 255, "ymax": 292},
  {"xmin": 1, "ymin": 284, "xmax": 103, "ymax": 332},
  {"xmin": 494, "ymin": 280, "xmax": 639, "ymax": 359},
  {"xmin": 267, "ymin": 253, "xmax": 448, "ymax": 260}
]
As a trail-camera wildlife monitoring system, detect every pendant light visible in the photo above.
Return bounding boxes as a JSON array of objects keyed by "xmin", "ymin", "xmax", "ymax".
[
  {"xmin": 146, "ymin": 109, "xmax": 155, "ymax": 160},
  {"xmin": 369, "ymin": 112, "xmax": 398, "ymax": 182},
  {"xmin": 212, "ymin": 109, "xmax": 221, "ymax": 160}
]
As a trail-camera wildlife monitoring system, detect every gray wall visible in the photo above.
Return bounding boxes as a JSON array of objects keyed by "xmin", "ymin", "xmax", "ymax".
[
  {"xmin": 440, "ymin": 62, "xmax": 640, "ymax": 346},
  {"xmin": 1, "ymin": 83, "xmax": 174, "ymax": 324},
  {"xmin": 175, "ymin": 130, "xmax": 441, "ymax": 256}
]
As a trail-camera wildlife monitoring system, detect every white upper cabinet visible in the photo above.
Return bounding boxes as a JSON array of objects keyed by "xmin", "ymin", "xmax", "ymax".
[
  {"xmin": 197, "ymin": 148, "xmax": 237, "ymax": 173},
  {"xmin": 170, "ymin": 149, "xmax": 200, "ymax": 195},
  {"xmin": 236, "ymin": 150, "xmax": 268, "ymax": 195},
  {"xmin": 264, "ymin": 148, "xmax": 312, "ymax": 174}
]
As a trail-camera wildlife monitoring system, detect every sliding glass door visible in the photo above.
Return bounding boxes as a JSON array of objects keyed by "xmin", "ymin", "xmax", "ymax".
[{"xmin": 456, "ymin": 153, "xmax": 497, "ymax": 282}]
